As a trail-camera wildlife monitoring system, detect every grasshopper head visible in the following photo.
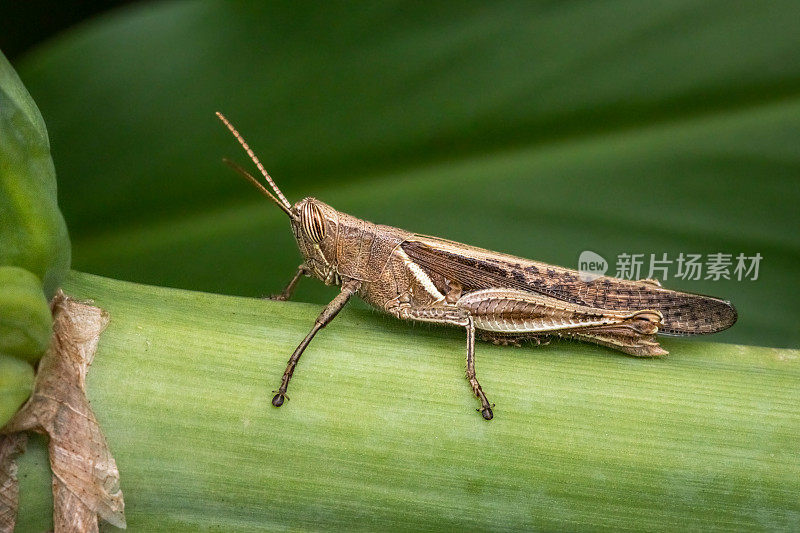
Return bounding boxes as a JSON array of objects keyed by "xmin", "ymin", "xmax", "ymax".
[{"xmin": 290, "ymin": 197, "xmax": 340, "ymax": 284}]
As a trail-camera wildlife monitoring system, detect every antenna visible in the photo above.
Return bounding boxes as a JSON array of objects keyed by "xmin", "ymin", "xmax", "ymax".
[
  {"xmin": 216, "ymin": 112, "xmax": 293, "ymax": 211},
  {"xmin": 222, "ymin": 158, "xmax": 294, "ymax": 217}
]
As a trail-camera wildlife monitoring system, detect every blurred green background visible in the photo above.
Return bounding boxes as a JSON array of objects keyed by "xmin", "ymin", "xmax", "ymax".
[{"xmin": 6, "ymin": 0, "xmax": 800, "ymax": 348}]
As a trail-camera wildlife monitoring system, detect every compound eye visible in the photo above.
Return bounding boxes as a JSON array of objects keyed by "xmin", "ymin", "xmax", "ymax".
[{"xmin": 301, "ymin": 202, "xmax": 326, "ymax": 242}]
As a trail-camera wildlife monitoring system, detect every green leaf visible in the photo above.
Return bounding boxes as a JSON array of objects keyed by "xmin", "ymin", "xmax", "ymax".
[
  {"xmin": 14, "ymin": 271, "xmax": 800, "ymax": 531},
  {"xmin": 0, "ymin": 266, "xmax": 52, "ymax": 363},
  {"xmin": 15, "ymin": 2, "xmax": 800, "ymax": 349},
  {"xmin": 0, "ymin": 50, "xmax": 70, "ymax": 298},
  {"xmin": 0, "ymin": 355, "xmax": 33, "ymax": 428},
  {"xmin": 0, "ymin": 50, "xmax": 69, "ymax": 375}
]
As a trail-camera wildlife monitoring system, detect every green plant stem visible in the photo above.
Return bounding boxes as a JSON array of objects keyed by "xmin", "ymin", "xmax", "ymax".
[{"xmin": 14, "ymin": 271, "xmax": 800, "ymax": 531}]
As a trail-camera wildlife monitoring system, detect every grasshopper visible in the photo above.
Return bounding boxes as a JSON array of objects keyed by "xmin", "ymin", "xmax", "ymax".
[{"xmin": 217, "ymin": 112, "xmax": 737, "ymax": 420}]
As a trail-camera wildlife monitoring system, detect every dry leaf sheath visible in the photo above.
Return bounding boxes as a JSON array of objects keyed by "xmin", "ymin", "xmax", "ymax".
[
  {"xmin": 0, "ymin": 291, "xmax": 125, "ymax": 532},
  {"xmin": 0, "ymin": 433, "xmax": 26, "ymax": 533}
]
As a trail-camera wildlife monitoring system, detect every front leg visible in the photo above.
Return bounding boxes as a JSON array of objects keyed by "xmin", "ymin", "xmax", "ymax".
[
  {"xmin": 272, "ymin": 278, "xmax": 361, "ymax": 407},
  {"xmin": 269, "ymin": 265, "xmax": 309, "ymax": 301}
]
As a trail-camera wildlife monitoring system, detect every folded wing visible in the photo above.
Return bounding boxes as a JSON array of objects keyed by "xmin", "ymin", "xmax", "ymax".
[{"xmin": 401, "ymin": 237, "xmax": 737, "ymax": 336}]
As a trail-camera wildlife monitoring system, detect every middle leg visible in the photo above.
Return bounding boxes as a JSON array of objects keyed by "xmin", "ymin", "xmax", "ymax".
[
  {"xmin": 465, "ymin": 317, "xmax": 494, "ymax": 420},
  {"xmin": 397, "ymin": 305, "xmax": 494, "ymax": 420}
]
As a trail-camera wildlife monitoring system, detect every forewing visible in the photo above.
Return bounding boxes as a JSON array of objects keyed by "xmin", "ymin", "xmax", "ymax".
[{"xmin": 401, "ymin": 236, "xmax": 736, "ymax": 335}]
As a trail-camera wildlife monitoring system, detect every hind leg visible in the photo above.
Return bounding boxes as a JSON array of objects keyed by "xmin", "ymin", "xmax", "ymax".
[{"xmin": 566, "ymin": 312, "xmax": 668, "ymax": 357}]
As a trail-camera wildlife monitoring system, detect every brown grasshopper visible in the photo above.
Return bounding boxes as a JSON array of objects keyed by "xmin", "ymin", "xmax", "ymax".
[{"xmin": 217, "ymin": 112, "xmax": 737, "ymax": 420}]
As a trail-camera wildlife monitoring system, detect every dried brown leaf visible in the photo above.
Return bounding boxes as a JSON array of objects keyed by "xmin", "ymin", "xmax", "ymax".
[
  {"xmin": 0, "ymin": 433, "xmax": 26, "ymax": 533},
  {"xmin": 1, "ymin": 290, "xmax": 125, "ymax": 531}
]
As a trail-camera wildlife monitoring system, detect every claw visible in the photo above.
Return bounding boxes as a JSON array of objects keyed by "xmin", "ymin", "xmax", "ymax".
[{"xmin": 272, "ymin": 392, "xmax": 288, "ymax": 407}]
